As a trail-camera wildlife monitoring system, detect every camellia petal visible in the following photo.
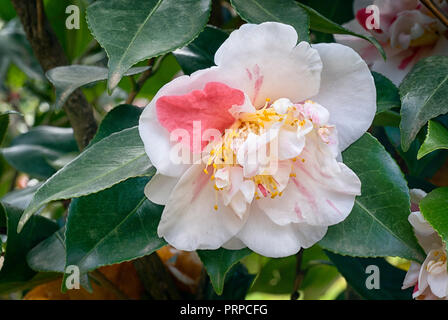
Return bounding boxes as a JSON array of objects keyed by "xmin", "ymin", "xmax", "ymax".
[{"xmin": 312, "ymin": 43, "xmax": 376, "ymax": 151}]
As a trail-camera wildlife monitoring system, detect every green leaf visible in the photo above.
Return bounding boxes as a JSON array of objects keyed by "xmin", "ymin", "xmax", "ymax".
[
  {"xmin": 0, "ymin": 202, "xmax": 58, "ymax": 293},
  {"xmin": 373, "ymin": 72, "xmax": 400, "ymax": 114},
  {"xmin": 373, "ymin": 110, "xmax": 401, "ymax": 127},
  {"xmin": 47, "ymin": 66, "xmax": 149, "ymax": 109},
  {"xmin": 173, "ymin": 26, "xmax": 228, "ymax": 75},
  {"xmin": 27, "ymin": 227, "xmax": 66, "ymax": 274},
  {"xmin": 1, "ymin": 183, "xmax": 42, "ymax": 211},
  {"xmin": 0, "ymin": 19, "xmax": 43, "ymax": 83},
  {"xmin": 88, "ymin": 104, "xmax": 142, "ymax": 146},
  {"xmin": 319, "ymin": 134, "xmax": 425, "ymax": 262},
  {"xmin": 325, "ymin": 251, "xmax": 413, "ymax": 300},
  {"xmin": 384, "ymin": 126, "xmax": 446, "ymax": 179},
  {"xmin": 86, "ymin": 0, "xmax": 212, "ymax": 91},
  {"xmin": 0, "ymin": 111, "xmax": 20, "ymax": 146},
  {"xmin": 400, "ymin": 56, "xmax": 448, "ymax": 151},
  {"xmin": 418, "ymin": 121, "xmax": 448, "ymax": 159},
  {"xmin": 1, "ymin": 126, "xmax": 79, "ymax": 179},
  {"xmin": 230, "ymin": 0, "xmax": 310, "ymax": 42},
  {"xmin": 198, "ymin": 248, "xmax": 252, "ymax": 295},
  {"xmin": 297, "ymin": 2, "xmax": 385, "ymax": 59},
  {"xmin": 19, "ymin": 127, "xmax": 153, "ymax": 232},
  {"xmin": 65, "ymin": 177, "xmax": 165, "ymax": 273},
  {"xmin": 249, "ymin": 255, "xmax": 295, "ymax": 294},
  {"xmin": 204, "ymin": 263, "xmax": 255, "ymax": 300},
  {"xmin": 420, "ymin": 187, "xmax": 448, "ymax": 259}
]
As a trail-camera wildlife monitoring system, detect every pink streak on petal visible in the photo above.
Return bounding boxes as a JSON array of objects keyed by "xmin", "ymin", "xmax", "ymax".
[
  {"xmin": 192, "ymin": 169, "xmax": 211, "ymax": 203},
  {"xmin": 246, "ymin": 68, "xmax": 253, "ymax": 80},
  {"xmin": 156, "ymin": 82, "xmax": 244, "ymax": 152},
  {"xmin": 291, "ymin": 177, "xmax": 317, "ymax": 212},
  {"xmin": 326, "ymin": 199, "xmax": 342, "ymax": 216},
  {"xmin": 252, "ymin": 64, "xmax": 264, "ymax": 105},
  {"xmin": 294, "ymin": 204, "xmax": 303, "ymax": 220},
  {"xmin": 258, "ymin": 184, "xmax": 268, "ymax": 197}
]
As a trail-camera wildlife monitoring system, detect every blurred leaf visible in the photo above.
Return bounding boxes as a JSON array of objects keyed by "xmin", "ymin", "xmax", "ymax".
[
  {"xmin": 420, "ymin": 187, "xmax": 448, "ymax": 259},
  {"xmin": 19, "ymin": 127, "xmax": 153, "ymax": 231},
  {"xmin": 47, "ymin": 66, "xmax": 149, "ymax": 109},
  {"xmin": 230, "ymin": 0, "xmax": 310, "ymax": 42},
  {"xmin": 86, "ymin": 0, "xmax": 211, "ymax": 91},
  {"xmin": 0, "ymin": 111, "xmax": 20, "ymax": 146},
  {"xmin": 400, "ymin": 56, "xmax": 448, "ymax": 151},
  {"xmin": 250, "ymin": 255, "xmax": 296, "ymax": 294},
  {"xmin": 197, "ymin": 248, "xmax": 252, "ymax": 295},
  {"xmin": 0, "ymin": 19, "xmax": 43, "ymax": 83},
  {"xmin": 418, "ymin": 121, "xmax": 448, "ymax": 159},
  {"xmin": 65, "ymin": 177, "xmax": 165, "ymax": 273},
  {"xmin": 297, "ymin": 2, "xmax": 385, "ymax": 59},
  {"xmin": 1, "ymin": 183, "xmax": 42, "ymax": 211},
  {"xmin": 373, "ymin": 72, "xmax": 400, "ymax": 114},
  {"xmin": 88, "ymin": 104, "xmax": 142, "ymax": 145},
  {"xmin": 1, "ymin": 126, "xmax": 78, "ymax": 179},
  {"xmin": 173, "ymin": 26, "xmax": 228, "ymax": 75},
  {"xmin": 320, "ymin": 134, "xmax": 425, "ymax": 262},
  {"xmin": 325, "ymin": 251, "xmax": 413, "ymax": 300},
  {"xmin": 0, "ymin": 0, "xmax": 16, "ymax": 20},
  {"xmin": 204, "ymin": 263, "xmax": 255, "ymax": 300},
  {"xmin": 0, "ymin": 202, "xmax": 58, "ymax": 293}
]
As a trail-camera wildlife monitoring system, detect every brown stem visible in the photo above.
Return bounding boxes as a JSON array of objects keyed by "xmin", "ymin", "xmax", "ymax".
[
  {"xmin": 291, "ymin": 249, "xmax": 305, "ymax": 300},
  {"xmin": 125, "ymin": 59, "xmax": 155, "ymax": 105},
  {"xmin": 89, "ymin": 270, "xmax": 130, "ymax": 300},
  {"xmin": 132, "ymin": 252, "xmax": 182, "ymax": 300},
  {"xmin": 10, "ymin": 0, "xmax": 97, "ymax": 150},
  {"xmin": 421, "ymin": 0, "xmax": 448, "ymax": 28}
]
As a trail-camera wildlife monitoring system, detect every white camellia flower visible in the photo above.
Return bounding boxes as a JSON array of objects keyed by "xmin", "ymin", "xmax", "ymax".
[
  {"xmin": 139, "ymin": 22, "xmax": 376, "ymax": 257},
  {"xmin": 402, "ymin": 189, "xmax": 448, "ymax": 300},
  {"xmin": 336, "ymin": 0, "xmax": 448, "ymax": 84}
]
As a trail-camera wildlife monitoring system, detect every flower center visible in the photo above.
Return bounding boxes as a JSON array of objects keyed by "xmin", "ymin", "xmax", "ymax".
[{"xmin": 202, "ymin": 98, "xmax": 331, "ymax": 211}]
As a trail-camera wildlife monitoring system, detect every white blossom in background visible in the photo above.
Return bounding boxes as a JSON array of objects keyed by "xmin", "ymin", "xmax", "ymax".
[
  {"xmin": 139, "ymin": 22, "xmax": 376, "ymax": 257},
  {"xmin": 336, "ymin": 0, "xmax": 448, "ymax": 84},
  {"xmin": 402, "ymin": 189, "xmax": 448, "ymax": 300}
]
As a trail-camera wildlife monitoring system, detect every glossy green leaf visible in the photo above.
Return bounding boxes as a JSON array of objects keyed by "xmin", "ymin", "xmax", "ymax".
[
  {"xmin": 325, "ymin": 251, "xmax": 412, "ymax": 300},
  {"xmin": 1, "ymin": 126, "xmax": 79, "ymax": 179},
  {"xmin": 297, "ymin": 2, "xmax": 385, "ymax": 59},
  {"xmin": 320, "ymin": 134, "xmax": 425, "ymax": 262},
  {"xmin": 385, "ymin": 126, "xmax": 446, "ymax": 180},
  {"xmin": 400, "ymin": 56, "xmax": 448, "ymax": 151},
  {"xmin": 420, "ymin": 187, "xmax": 448, "ymax": 258},
  {"xmin": 204, "ymin": 263, "xmax": 255, "ymax": 300},
  {"xmin": 418, "ymin": 121, "xmax": 448, "ymax": 159},
  {"xmin": 373, "ymin": 72, "xmax": 400, "ymax": 114},
  {"xmin": 249, "ymin": 255, "xmax": 296, "ymax": 294},
  {"xmin": 19, "ymin": 127, "xmax": 153, "ymax": 232},
  {"xmin": 198, "ymin": 248, "xmax": 252, "ymax": 295},
  {"xmin": 65, "ymin": 177, "xmax": 165, "ymax": 273},
  {"xmin": 27, "ymin": 227, "xmax": 66, "ymax": 274},
  {"xmin": 86, "ymin": 0, "xmax": 211, "ymax": 91},
  {"xmin": 230, "ymin": 0, "xmax": 310, "ymax": 42},
  {"xmin": 0, "ymin": 202, "xmax": 58, "ymax": 293},
  {"xmin": 173, "ymin": 26, "xmax": 228, "ymax": 75},
  {"xmin": 88, "ymin": 104, "xmax": 142, "ymax": 146},
  {"xmin": 47, "ymin": 66, "xmax": 149, "ymax": 109}
]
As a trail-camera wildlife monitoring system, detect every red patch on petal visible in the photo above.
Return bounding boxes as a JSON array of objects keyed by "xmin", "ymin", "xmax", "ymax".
[
  {"xmin": 398, "ymin": 48, "xmax": 420, "ymax": 70},
  {"xmin": 156, "ymin": 82, "xmax": 244, "ymax": 152}
]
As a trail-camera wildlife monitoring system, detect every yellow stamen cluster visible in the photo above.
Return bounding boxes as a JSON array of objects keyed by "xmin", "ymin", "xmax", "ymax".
[{"xmin": 203, "ymin": 99, "xmax": 311, "ymax": 211}]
